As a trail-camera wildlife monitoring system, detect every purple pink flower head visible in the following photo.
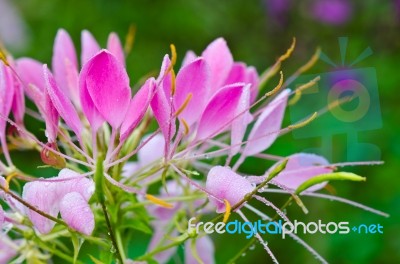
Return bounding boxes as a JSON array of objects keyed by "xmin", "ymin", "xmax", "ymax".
[{"xmin": 0, "ymin": 29, "xmax": 387, "ymax": 264}]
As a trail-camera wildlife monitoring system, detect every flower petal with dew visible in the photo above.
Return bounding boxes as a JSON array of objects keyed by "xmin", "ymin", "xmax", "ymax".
[
  {"xmin": 196, "ymin": 83, "xmax": 246, "ymax": 141},
  {"xmin": 120, "ymin": 77, "xmax": 156, "ymax": 141},
  {"xmin": 250, "ymin": 153, "xmax": 333, "ymax": 192},
  {"xmin": 81, "ymin": 50, "xmax": 131, "ymax": 129},
  {"xmin": 202, "ymin": 38, "xmax": 233, "ymax": 94},
  {"xmin": 174, "ymin": 58, "xmax": 210, "ymax": 126},
  {"xmin": 55, "ymin": 168, "xmax": 95, "ymax": 201},
  {"xmin": 206, "ymin": 166, "xmax": 254, "ymax": 213},
  {"xmin": 243, "ymin": 89, "xmax": 290, "ymax": 156},
  {"xmin": 44, "ymin": 65, "xmax": 82, "ymax": 140},
  {"xmin": 59, "ymin": 192, "xmax": 95, "ymax": 235},
  {"xmin": 52, "ymin": 29, "xmax": 79, "ymax": 105},
  {"xmin": 22, "ymin": 169, "xmax": 95, "ymax": 234},
  {"xmin": 22, "ymin": 180, "xmax": 59, "ymax": 234},
  {"xmin": 272, "ymin": 153, "xmax": 333, "ymax": 192}
]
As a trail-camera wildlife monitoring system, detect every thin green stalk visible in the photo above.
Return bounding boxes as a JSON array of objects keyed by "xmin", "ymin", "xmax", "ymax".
[{"xmin": 95, "ymin": 153, "xmax": 124, "ymax": 264}]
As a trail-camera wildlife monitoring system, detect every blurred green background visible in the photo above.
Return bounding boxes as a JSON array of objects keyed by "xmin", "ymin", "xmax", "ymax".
[{"xmin": 2, "ymin": 0, "xmax": 400, "ymax": 263}]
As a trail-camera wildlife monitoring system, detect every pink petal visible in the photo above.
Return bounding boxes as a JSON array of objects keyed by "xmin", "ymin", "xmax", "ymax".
[
  {"xmin": 231, "ymin": 84, "xmax": 251, "ymax": 155},
  {"xmin": 120, "ymin": 77, "xmax": 156, "ymax": 141},
  {"xmin": 137, "ymin": 133, "xmax": 165, "ymax": 167},
  {"xmin": 243, "ymin": 89, "xmax": 290, "ymax": 156},
  {"xmin": 181, "ymin": 50, "xmax": 197, "ymax": 67},
  {"xmin": 174, "ymin": 58, "xmax": 210, "ymax": 126},
  {"xmin": 56, "ymin": 168, "xmax": 95, "ymax": 201},
  {"xmin": 82, "ymin": 50, "xmax": 131, "ymax": 129},
  {"xmin": 157, "ymin": 55, "xmax": 173, "ymax": 100},
  {"xmin": 122, "ymin": 162, "xmax": 140, "ymax": 178},
  {"xmin": 247, "ymin": 66, "xmax": 259, "ymax": 103},
  {"xmin": 44, "ymin": 90, "xmax": 59, "ymax": 143},
  {"xmin": 0, "ymin": 64, "xmax": 14, "ymax": 134},
  {"xmin": 52, "ymin": 29, "xmax": 79, "ymax": 104},
  {"xmin": 0, "ymin": 204, "xmax": 4, "ymax": 226},
  {"xmin": 202, "ymin": 38, "xmax": 233, "ymax": 93},
  {"xmin": 185, "ymin": 236, "xmax": 215, "ymax": 264},
  {"xmin": 44, "ymin": 65, "xmax": 82, "ymax": 139},
  {"xmin": 272, "ymin": 153, "xmax": 332, "ymax": 192},
  {"xmin": 224, "ymin": 62, "xmax": 247, "ymax": 85},
  {"xmin": 59, "ymin": 192, "xmax": 94, "ymax": 235},
  {"xmin": 11, "ymin": 75, "xmax": 25, "ymax": 124},
  {"xmin": 206, "ymin": 166, "xmax": 254, "ymax": 213},
  {"xmin": 15, "ymin": 58, "xmax": 45, "ymax": 97},
  {"xmin": 107, "ymin": 32, "xmax": 125, "ymax": 66},
  {"xmin": 79, "ymin": 75, "xmax": 104, "ymax": 132},
  {"xmin": 196, "ymin": 83, "xmax": 245, "ymax": 141},
  {"xmin": 148, "ymin": 221, "xmax": 178, "ymax": 263},
  {"xmin": 81, "ymin": 30, "xmax": 101, "ymax": 65},
  {"xmin": 151, "ymin": 56, "xmax": 176, "ymax": 145},
  {"xmin": 0, "ymin": 236, "xmax": 18, "ymax": 263},
  {"xmin": 22, "ymin": 181, "xmax": 59, "ymax": 234}
]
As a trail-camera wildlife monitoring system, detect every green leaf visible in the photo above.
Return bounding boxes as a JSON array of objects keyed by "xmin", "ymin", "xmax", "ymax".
[
  {"xmin": 94, "ymin": 153, "xmax": 105, "ymax": 203},
  {"xmin": 70, "ymin": 232, "xmax": 84, "ymax": 264},
  {"xmin": 295, "ymin": 172, "xmax": 366, "ymax": 195}
]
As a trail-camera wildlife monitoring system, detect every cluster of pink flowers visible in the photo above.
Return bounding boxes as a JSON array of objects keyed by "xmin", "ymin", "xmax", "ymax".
[{"xmin": 0, "ymin": 29, "xmax": 387, "ymax": 263}]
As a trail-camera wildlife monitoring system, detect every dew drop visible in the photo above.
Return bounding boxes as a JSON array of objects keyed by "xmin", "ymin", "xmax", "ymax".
[
  {"xmin": 110, "ymin": 245, "xmax": 116, "ymax": 253},
  {"xmin": 241, "ymin": 252, "xmax": 246, "ymax": 257},
  {"xmin": 249, "ymin": 244, "xmax": 256, "ymax": 250}
]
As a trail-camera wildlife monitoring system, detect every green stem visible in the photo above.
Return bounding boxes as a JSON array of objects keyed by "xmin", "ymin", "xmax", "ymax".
[{"xmin": 95, "ymin": 153, "xmax": 124, "ymax": 264}]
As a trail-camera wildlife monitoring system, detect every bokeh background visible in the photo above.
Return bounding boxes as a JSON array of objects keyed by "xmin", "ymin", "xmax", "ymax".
[{"xmin": 1, "ymin": 0, "xmax": 399, "ymax": 263}]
